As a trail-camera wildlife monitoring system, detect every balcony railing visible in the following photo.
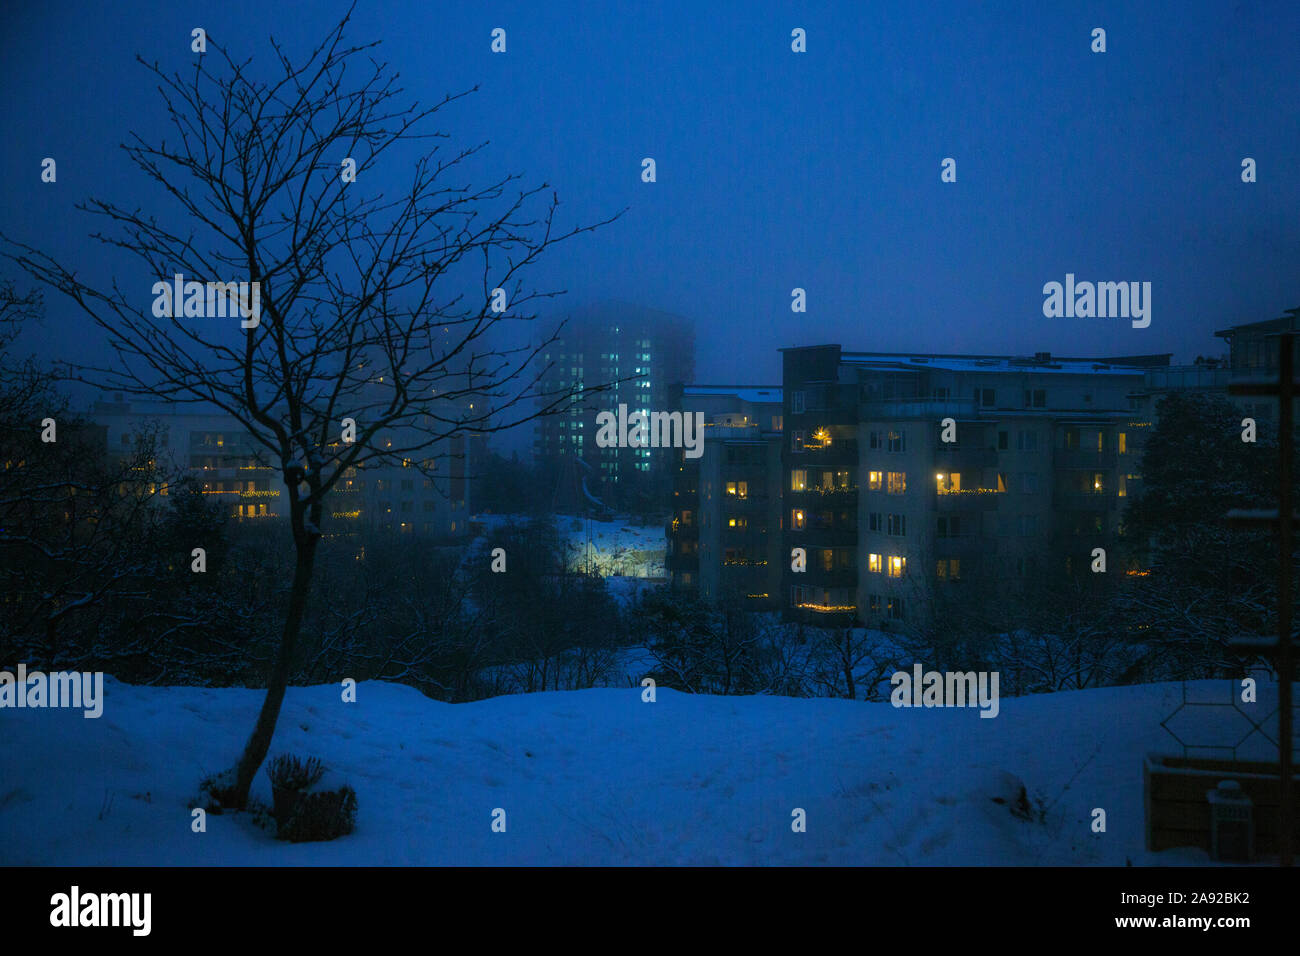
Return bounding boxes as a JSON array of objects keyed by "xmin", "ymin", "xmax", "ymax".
[
  {"xmin": 934, "ymin": 489, "xmax": 1002, "ymax": 511},
  {"xmin": 795, "ymin": 525, "xmax": 858, "ymax": 546},
  {"xmin": 1054, "ymin": 447, "xmax": 1119, "ymax": 469},
  {"xmin": 933, "ymin": 535, "xmax": 985, "ymax": 557},
  {"xmin": 934, "ymin": 446, "xmax": 997, "ymax": 470},
  {"xmin": 861, "ymin": 398, "xmax": 978, "ymax": 419},
  {"xmin": 803, "ymin": 566, "xmax": 857, "ymax": 588},
  {"xmin": 1054, "ymin": 491, "xmax": 1118, "ymax": 511},
  {"xmin": 788, "ymin": 485, "xmax": 858, "ymax": 500}
]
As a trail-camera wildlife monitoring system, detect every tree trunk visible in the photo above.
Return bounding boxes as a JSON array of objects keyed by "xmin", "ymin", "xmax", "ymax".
[{"xmin": 228, "ymin": 535, "xmax": 319, "ymax": 808}]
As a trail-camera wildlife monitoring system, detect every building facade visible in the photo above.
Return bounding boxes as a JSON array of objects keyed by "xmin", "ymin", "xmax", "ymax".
[
  {"xmin": 91, "ymin": 396, "xmax": 472, "ymax": 543},
  {"xmin": 779, "ymin": 346, "xmax": 1172, "ymax": 629},
  {"xmin": 666, "ymin": 385, "xmax": 783, "ymax": 608},
  {"xmin": 534, "ymin": 301, "xmax": 694, "ymax": 512}
]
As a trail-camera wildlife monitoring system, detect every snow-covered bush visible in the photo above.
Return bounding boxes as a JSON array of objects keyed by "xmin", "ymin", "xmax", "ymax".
[{"xmin": 266, "ymin": 754, "xmax": 356, "ymax": 843}]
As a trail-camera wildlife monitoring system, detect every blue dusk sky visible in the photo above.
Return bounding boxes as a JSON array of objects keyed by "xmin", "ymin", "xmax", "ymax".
[{"xmin": 1, "ymin": 0, "xmax": 1296, "ymax": 402}]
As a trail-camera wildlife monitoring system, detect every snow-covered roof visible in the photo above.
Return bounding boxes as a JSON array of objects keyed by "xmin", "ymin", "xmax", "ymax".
[
  {"xmin": 840, "ymin": 354, "xmax": 1151, "ymax": 376},
  {"xmin": 683, "ymin": 385, "xmax": 783, "ymax": 403}
]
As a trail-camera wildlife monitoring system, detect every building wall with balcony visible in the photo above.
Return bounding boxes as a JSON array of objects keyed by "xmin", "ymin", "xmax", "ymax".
[
  {"xmin": 90, "ymin": 398, "xmax": 471, "ymax": 543},
  {"xmin": 780, "ymin": 347, "xmax": 1169, "ymax": 629},
  {"xmin": 666, "ymin": 386, "xmax": 782, "ymax": 605}
]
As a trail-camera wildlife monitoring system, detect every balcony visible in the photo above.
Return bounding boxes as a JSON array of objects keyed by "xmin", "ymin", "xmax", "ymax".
[
  {"xmin": 934, "ymin": 446, "xmax": 997, "ymax": 470},
  {"xmin": 1054, "ymin": 491, "xmax": 1118, "ymax": 511},
  {"xmin": 861, "ymin": 398, "xmax": 978, "ymax": 419},
  {"xmin": 796, "ymin": 525, "xmax": 858, "ymax": 547},
  {"xmin": 666, "ymin": 518, "xmax": 698, "ymax": 540},
  {"xmin": 720, "ymin": 493, "xmax": 771, "ymax": 510},
  {"xmin": 933, "ymin": 535, "xmax": 985, "ymax": 558},
  {"xmin": 934, "ymin": 489, "xmax": 1002, "ymax": 511},
  {"xmin": 1054, "ymin": 447, "xmax": 1118, "ymax": 470},
  {"xmin": 793, "ymin": 438, "xmax": 858, "ymax": 461},
  {"xmin": 803, "ymin": 566, "xmax": 857, "ymax": 588},
  {"xmin": 666, "ymin": 552, "xmax": 699, "ymax": 573},
  {"xmin": 790, "ymin": 602, "xmax": 859, "ymax": 621},
  {"xmin": 788, "ymin": 485, "xmax": 858, "ymax": 503}
]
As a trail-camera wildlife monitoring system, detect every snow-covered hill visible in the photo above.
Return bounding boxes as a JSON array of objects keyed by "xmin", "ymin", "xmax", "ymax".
[{"xmin": 0, "ymin": 677, "xmax": 1272, "ymax": 865}]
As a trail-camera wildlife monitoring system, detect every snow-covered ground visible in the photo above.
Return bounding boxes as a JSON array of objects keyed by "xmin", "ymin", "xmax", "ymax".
[
  {"xmin": 472, "ymin": 513, "xmax": 666, "ymax": 579},
  {"xmin": 558, "ymin": 516, "xmax": 665, "ymax": 578},
  {"xmin": 0, "ymin": 677, "xmax": 1275, "ymax": 865}
]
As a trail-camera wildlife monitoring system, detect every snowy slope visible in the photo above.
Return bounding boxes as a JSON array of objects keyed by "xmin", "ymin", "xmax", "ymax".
[
  {"xmin": 472, "ymin": 513, "xmax": 666, "ymax": 578},
  {"xmin": 0, "ymin": 677, "xmax": 1275, "ymax": 865}
]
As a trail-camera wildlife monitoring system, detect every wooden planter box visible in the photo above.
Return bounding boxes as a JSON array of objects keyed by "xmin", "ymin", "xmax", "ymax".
[{"xmin": 1144, "ymin": 753, "xmax": 1300, "ymax": 856}]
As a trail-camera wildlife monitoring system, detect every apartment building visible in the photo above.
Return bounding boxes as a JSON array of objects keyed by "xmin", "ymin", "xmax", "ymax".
[
  {"xmin": 780, "ymin": 345, "xmax": 1171, "ymax": 629},
  {"xmin": 666, "ymin": 385, "xmax": 783, "ymax": 608},
  {"xmin": 535, "ymin": 301, "xmax": 694, "ymax": 511},
  {"xmin": 91, "ymin": 396, "xmax": 472, "ymax": 542}
]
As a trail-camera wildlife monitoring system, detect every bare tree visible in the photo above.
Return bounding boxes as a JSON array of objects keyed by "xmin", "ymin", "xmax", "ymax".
[{"xmin": 5, "ymin": 11, "xmax": 618, "ymax": 806}]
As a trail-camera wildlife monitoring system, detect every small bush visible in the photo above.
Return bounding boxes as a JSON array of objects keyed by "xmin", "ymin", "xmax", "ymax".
[
  {"xmin": 266, "ymin": 754, "xmax": 356, "ymax": 842},
  {"xmin": 277, "ymin": 782, "xmax": 358, "ymax": 843},
  {"xmin": 266, "ymin": 754, "xmax": 324, "ymax": 792},
  {"xmin": 191, "ymin": 769, "xmax": 239, "ymax": 814}
]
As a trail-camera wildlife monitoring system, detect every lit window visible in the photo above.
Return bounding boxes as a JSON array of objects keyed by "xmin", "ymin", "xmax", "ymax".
[
  {"xmin": 791, "ymin": 469, "xmax": 807, "ymax": 491},
  {"xmin": 791, "ymin": 509, "xmax": 806, "ymax": 530},
  {"xmin": 868, "ymin": 471, "xmax": 883, "ymax": 490},
  {"xmin": 869, "ymin": 553, "xmax": 882, "ymax": 573},
  {"xmin": 888, "ymin": 555, "xmax": 906, "ymax": 578},
  {"xmin": 887, "ymin": 472, "xmax": 906, "ymax": 495}
]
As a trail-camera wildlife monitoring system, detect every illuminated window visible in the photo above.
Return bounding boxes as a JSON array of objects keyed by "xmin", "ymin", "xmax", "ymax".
[
  {"xmin": 868, "ymin": 471, "xmax": 883, "ymax": 490},
  {"xmin": 1118, "ymin": 432, "xmax": 1127, "ymax": 454},
  {"xmin": 821, "ymin": 549, "xmax": 834, "ymax": 571},
  {"xmin": 728, "ymin": 516, "xmax": 748, "ymax": 530},
  {"xmin": 887, "ymin": 555, "xmax": 906, "ymax": 578},
  {"xmin": 868, "ymin": 553, "xmax": 882, "ymax": 573},
  {"xmin": 887, "ymin": 472, "xmax": 906, "ymax": 495},
  {"xmin": 936, "ymin": 472, "xmax": 961, "ymax": 494},
  {"xmin": 791, "ymin": 509, "xmax": 806, "ymax": 530},
  {"xmin": 791, "ymin": 469, "xmax": 807, "ymax": 491}
]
